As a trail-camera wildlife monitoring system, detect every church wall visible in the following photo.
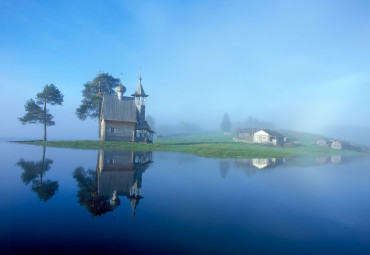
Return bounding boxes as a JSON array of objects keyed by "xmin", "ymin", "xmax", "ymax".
[
  {"xmin": 104, "ymin": 120, "xmax": 136, "ymax": 142},
  {"xmin": 97, "ymin": 150, "xmax": 134, "ymax": 172}
]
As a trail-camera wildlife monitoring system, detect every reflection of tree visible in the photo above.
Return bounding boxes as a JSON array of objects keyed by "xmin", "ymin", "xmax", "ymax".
[
  {"xmin": 72, "ymin": 167, "xmax": 113, "ymax": 216},
  {"xmin": 16, "ymin": 146, "xmax": 59, "ymax": 202},
  {"xmin": 219, "ymin": 160, "xmax": 231, "ymax": 179},
  {"xmin": 31, "ymin": 179, "xmax": 59, "ymax": 202}
]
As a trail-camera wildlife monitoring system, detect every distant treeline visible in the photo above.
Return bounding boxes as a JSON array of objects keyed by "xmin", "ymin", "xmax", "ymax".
[
  {"xmin": 156, "ymin": 122, "xmax": 202, "ymax": 136},
  {"xmin": 154, "ymin": 116, "xmax": 274, "ymax": 137},
  {"xmin": 233, "ymin": 116, "xmax": 275, "ymax": 131}
]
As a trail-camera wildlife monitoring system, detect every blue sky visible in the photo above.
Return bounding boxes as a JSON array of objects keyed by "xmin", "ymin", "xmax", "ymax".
[{"xmin": 1, "ymin": 0, "xmax": 370, "ymax": 141}]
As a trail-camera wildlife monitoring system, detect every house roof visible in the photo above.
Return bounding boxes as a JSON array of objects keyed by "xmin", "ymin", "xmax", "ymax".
[
  {"xmin": 259, "ymin": 129, "xmax": 284, "ymax": 137},
  {"xmin": 101, "ymin": 94, "xmax": 137, "ymax": 122},
  {"xmin": 237, "ymin": 128, "xmax": 284, "ymax": 137}
]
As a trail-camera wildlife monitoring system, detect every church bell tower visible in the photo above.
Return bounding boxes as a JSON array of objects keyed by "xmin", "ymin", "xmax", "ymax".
[{"xmin": 131, "ymin": 70, "xmax": 148, "ymax": 124}]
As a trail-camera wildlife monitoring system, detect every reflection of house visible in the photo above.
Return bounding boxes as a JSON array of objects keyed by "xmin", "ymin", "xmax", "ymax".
[
  {"xmin": 234, "ymin": 157, "xmax": 285, "ymax": 171},
  {"xmin": 233, "ymin": 155, "xmax": 355, "ymax": 178},
  {"xmin": 315, "ymin": 155, "xmax": 342, "ymax": 164},
  {"xmin": 315, "ymin": 155, "xmax": 328, "ymax": 164},
  {"xmin": 235, "ymin": 128, "xmax": 286, "ymax": 146},
  {"xmin": 252, "ymin": 158, "xmax": 273, "ymax": 169},
  {"xmin": 331, "ymin": 155, "xmax": 341, "ymax": 164},
  {"xmin": 97, "ymin": 150, "xmax": 153, "ymax": 216},
  {"xmin": 99, "ymin": 73, "xmax": 154, "ymax": 143}
]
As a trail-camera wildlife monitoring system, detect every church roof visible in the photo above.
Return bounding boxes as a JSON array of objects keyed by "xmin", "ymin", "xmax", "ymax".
[
  {"xmin": 101, "ymin": 94, "xmax": 137, "ymax": 122},
  {"xmin": 131, "ymin": 76, "xmax": 148, "ymax": 97},
  {"xmin": 136, "ymin": 121, "xmax": 155, "ymax": 132}
]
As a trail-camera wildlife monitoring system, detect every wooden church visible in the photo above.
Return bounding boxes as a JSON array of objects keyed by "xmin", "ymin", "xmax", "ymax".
[{"xmin": 99, "ymin": 72, "xmax": 154, "ymax": 143}]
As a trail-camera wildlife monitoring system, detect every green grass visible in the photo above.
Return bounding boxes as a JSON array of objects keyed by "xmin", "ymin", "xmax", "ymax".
[{"xmin": 18, "ymin": 131, "xmax": 365, "ymax": 158}]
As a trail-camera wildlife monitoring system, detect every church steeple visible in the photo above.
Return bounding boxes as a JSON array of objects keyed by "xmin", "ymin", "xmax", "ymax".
[
  {"xmin": 109, "ymin": 190, "xmax": 121, "ymax": 218},
  {"xmin": 131, "ymin": 69, "xmax": 148, "ymax": 105}
]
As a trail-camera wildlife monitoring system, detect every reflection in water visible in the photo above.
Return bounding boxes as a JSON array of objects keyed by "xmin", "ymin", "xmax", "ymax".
[
  {"xmin": 232, "ymin": 154, "xmax": 355, "ymax": 177},
  {"xmin": 6, "ymin": 140, "xmax": 370, "ymax": 254},
  {"xmin": 233, "ymin": 158, "xmax": 285, "ymax": 177},
  {"xmin": 251, "ymin": 158, "xmax": 284, "ymax": 169},
  {"xmin": 218, "ymin": 160, "xmax": 230, "ymax": 178},
  {"xmin": 73, "ymin": 167, "xmax": 112, "ymax": 216},
  {"xmin": 73, "ymin": 150, "xmax": 153, "ymax": 217},
  {"xmin": 234, "ymin": 157, "xmax": 285, "ymax": 171},
  {"xmin": 16, "ymin": 146, "xmax": 59, "ymax": 202},
  {"xmin": 315, "ymin": 155, "xmax": 342, "ymax": 164}
]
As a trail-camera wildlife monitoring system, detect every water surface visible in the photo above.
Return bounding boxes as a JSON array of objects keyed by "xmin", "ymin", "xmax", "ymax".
[{"xmin": 1, "ymin": 142, "xmax": 369, "ymax": 254}]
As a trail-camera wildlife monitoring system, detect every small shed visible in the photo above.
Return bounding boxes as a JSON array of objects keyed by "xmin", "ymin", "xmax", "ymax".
[
  {"xmin": 331, "ymin": 141, "xmax": 342, "ymax": 150},
  {"xmin": 316, "ymin": 139, "xmax": 327, "ymax": 147}
]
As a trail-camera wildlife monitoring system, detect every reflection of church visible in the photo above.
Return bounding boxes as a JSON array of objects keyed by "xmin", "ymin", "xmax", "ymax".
[{"xmin": 96, "ymin": 150, "xmax": 153, "ymax": 216}]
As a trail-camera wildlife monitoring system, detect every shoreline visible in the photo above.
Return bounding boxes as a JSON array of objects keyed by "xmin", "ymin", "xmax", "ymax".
[{"xmin": 16, "ymin": 140, "xmax": 364, "ymax": 159}]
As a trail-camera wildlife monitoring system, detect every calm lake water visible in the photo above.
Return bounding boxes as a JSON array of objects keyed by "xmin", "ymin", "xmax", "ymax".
[{"xmin": 1, "ymin": 142, "xmax": 370, "ymax": 254}]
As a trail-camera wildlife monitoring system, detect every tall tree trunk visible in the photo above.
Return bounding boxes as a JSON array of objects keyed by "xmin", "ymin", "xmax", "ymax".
[
  {"xmin": 98, "ymin": 98, "xmax": 102, "ymax": 139},
  {"xmin": 43, "ymin": 100, "xmax": 47, "ymax": 141},
  {"xmin": 98, "ymin": 116, "xmax": 101, "ymax": 139}
]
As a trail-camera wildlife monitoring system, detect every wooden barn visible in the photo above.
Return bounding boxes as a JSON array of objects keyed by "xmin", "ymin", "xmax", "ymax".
[{"xmin": 99, "ymin": 73, "xmax": 154, "ymax": 143}]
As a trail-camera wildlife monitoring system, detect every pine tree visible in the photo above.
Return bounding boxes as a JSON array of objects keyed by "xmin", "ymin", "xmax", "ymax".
[
  {"xmin": 76, "ymin": 73, "xmax": 119, "ymax": 137},
  {"xmin": 19, "ymin": 84, "xmax": 64, "ymax": 141},
  {"xmin": 221, "ymin": 113, "xmax": 231, "ymax": 134},
  {"xmin": 76, "ymin": 73, "xmax": 119, "ymax": 120}
]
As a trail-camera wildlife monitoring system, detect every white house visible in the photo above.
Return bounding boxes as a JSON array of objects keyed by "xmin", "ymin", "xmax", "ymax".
[{"xmin": 252, "ymin": 129, "xmax": 286, "ymax": 146}]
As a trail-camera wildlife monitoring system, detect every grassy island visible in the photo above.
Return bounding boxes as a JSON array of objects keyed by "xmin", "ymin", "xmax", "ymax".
[{"xmin": 18, "ymin": 131, "xmax": 367, "ymax": 158}]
